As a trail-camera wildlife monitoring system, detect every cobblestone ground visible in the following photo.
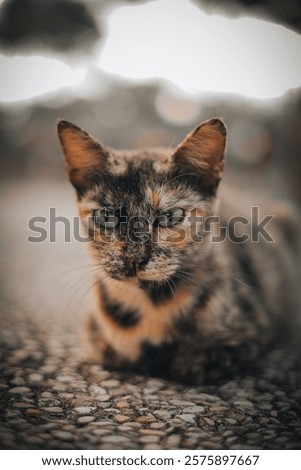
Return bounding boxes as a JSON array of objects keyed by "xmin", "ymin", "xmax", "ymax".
[{"xmin": 0, "ymin": 176, "xmax": 300, "ymax": 450}]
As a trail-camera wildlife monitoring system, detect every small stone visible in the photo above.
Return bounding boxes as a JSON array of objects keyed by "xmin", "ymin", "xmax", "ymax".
[
  {"xmin": 40, "ymin": 364, "xmax": 57, "ymax": 374},
  {"xmin": 259, "ymin": 417, "xmax": 270, "ymax": 425},
  {"xmin": 106, "ymin": 390, "xmax": 123, "ymax": 399},
  {"xmin": 89, "ymin": 385, "xmax": 107, "ymax": 396},
  {"xmin": 10, "ymin": 377, "xmax": 26, "ymax": 386},
  {"xmin": 78, "ymin": 416, "xmax": 96, "ymax": 425},
  {"xmin": 44, "ymin": 407, "xmax": 64, "ymax": 414},
  {"xmin": 14, "ymin": 402, "xmax": 32, "ymax": 409},
  {"xmin": 262, "ymin": 430, "xmax": 276, "ymax": 440},
  {"xmin": 144, "ymin": 394, "xmax": 159, "ymax": 401},
  {"xmin": 102, "ymin": 435, "xmax": 129, "ymax": 443},
  {"xmin": 259, "ymin": 402, "xmax": 273, "ymax": 411},
  {"xmin": 116, "ymin": 401, "xmax": 129, "ymax": 409},
  {"xmin": 137, "ymin": 415, "xmax": 156, "ymax": 424},
  {"xmin": 95, "ymin": 394, "xmax": 111, "ymax": 402},
  {"xmin": 140, "ymin": 435, "xmax": 161, "ymax": 444},
  {"xmin": 183, "ymin": 406, "xmax": 205, "ymax": 414},
  {"xmin": 165, "ymin": 435, "xmax": 181, "ymax": 447},
  {"xmin": 52, "ymin": 431, "xmax": 74, "ymax": 441},
  {"xmin": 195, "ymin": 393, "xmax": 221, "ymax": 403},
  {"xmin": 170, "ymin": 400, "xmax": 196, "ymax": 406},
  {"xmin": 57, "ymin": 375, "xmax": 75, "ymax": 383},
  {"xmin": 40, "ymin": 423, "xmax": 58, "ymax": 431},
  {"xmin": 168, "ymin": 418, "xmax": 183, "ymax": 426},
  {"xmin": 246, "ymin": 431, "xmax": 260, "ymax": 440},
  {"xmin": 209, "ymin": 405, "xmax": 228, "ymax": 412},
  {"xmin": 1, "ymin": 439, "xmax": 16, "ymax": 449},
  {"xmin": 233, "ymin": 399, "xmax": 254, "ymax": 408},
  {"xmin": 72, "ymin": 381, "xmax": 88, "ymax": 392},
  {"xmin": 143, "ymin": 444, "xmax": 162, "ymax": 450},
  {"xmin": 0, "ymin": 383, "xmax": 8, "ymax": 389},
  {"xmin": 183, "ymin": 437, "xmax": 198, "ymax": 447},
  {"xmin": 146, "ymin": 378, "xmax": 163, "ymax": 388},
  {"xmin": 125, "ymin": 422, "xmax": 142, "ymax": 428},
  {"xmin": 92, "ymin": 428, "xmax": 111, "ymax": 436},
  {"xmin": 223, "ymin": 430, "xmax": 234, "ymax": 437},
  {"xmin": 139, "ymin": 429, "xmax": 165, "ymax": 437},
  {"xmin": 59, "ymin": 393, "xmax": 74, "ymax": 400},
  {"xmin": 102, "ymin": 407, "xmax": 120, "ymax": 414},
  {"xmin": 5, "ymin": 409, "xmax": 22, "ymax": 419},
  {"xmin": 150, "ymin": 422, "xmax": 166, "ymax": 430},
  {"xmin": 9, "ymin": 387, "xmax": 31, "ymax": 395},
  {"xmin": 28, "ymin": 373, "xmax": 43, "ymax": 383},
  {"xmin": 224, "ymin": 418, "xmax": 237, "ymax": 425},
  {"xmin": 198, "ymin": 440, "xmax": 221, "ymax": 450},
  {"xmin": 202, "ymin": 417, "xmax": 215, "ymax": 426},
  {"xmin": 101, "ymin": 380, "xmax": 120, "ymax": 388},
  {"xmin": 89, "ymin": 366, "xmax": 110, "ymax": 379},
  {"xmin": 52, "ymin": 385, "xmax": 67, "ymax": 392},
  {"xmin": 114, "ymin": 415, "xmax": 130, "ymax": 424},
  {"xmin": 71, "ymin": 398, "xmax": 94, "ymax": 408},
  {"xmin": 117, "ymin": 425, "xmax": 133, "ymax": 432},
  {"xmin": 41, "ymin": 392, "xmax": 53, "ymax": 398},
  {"xmin": 26, "ymin": 408, "xmax": 42, "ymax": 416},
  {"xmin": 25, "ymin": 436, "xmax": 44, "ymax": 445},
  {"xmin": 166, "ymin": 427, "xmax": 176, "ymax": 435},
  {"xmin": 74, "ymin": 406, "xmax": 97, "ymax": 415},
  {"xmin": 8, "ymin": 350, "xmax": 31, "ymax": 365},
  {"xmin": 90, "ymin": 419, "xmax": 115, "ymax": 426},
  {"xmin": 225, "ymin": 436, "xmax": 239, "ymax": 445},
  {"xmin": 178, "ymin": 414, "xmax": 195, "ymax": 424},
  {"xmin": 152, "ymin": 410, "xmax": 171, "ymax": 420}
]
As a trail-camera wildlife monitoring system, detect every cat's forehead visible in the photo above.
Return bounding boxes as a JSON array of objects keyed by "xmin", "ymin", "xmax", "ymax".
[
  {"xmin": 81, "ymin": 172, "xmax": 208, "ymax": 214},
  {"xmin": 110, "ymin": 148, "xmax": 173, "ymax": 174}
]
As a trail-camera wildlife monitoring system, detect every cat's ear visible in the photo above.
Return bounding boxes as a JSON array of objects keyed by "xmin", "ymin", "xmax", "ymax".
[
  {"xmin": 57, "ymin": 120, "xmax": 109, "ymax": 193},
  {"xmin": 173, "ymin": 118, "xmax": 226, "ymax": 192}
]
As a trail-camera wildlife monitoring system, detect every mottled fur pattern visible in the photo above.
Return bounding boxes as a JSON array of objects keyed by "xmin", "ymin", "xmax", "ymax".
[{"xmin": 58, "ymin": 118, "xmax": 297, "ymax": 383}]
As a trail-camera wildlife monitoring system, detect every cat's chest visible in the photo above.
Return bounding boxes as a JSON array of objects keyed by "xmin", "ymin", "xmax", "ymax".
[{"xmin": 93, "ymin": 280, "xmax": 196, "ymax": 361}]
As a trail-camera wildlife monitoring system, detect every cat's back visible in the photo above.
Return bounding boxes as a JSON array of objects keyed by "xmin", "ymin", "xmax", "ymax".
[{"xmin": 218, "ymin": 182, "xmax": 300, "ymax": 324}]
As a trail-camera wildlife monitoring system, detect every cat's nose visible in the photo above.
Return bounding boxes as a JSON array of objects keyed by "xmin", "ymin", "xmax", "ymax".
[
  {"xmin": 124, "ymin": 254, "xmax": 150, "ymax": 277},
  {"xmin": 124, "ymin": 263, "xmax": 137, "ymax": 278}
]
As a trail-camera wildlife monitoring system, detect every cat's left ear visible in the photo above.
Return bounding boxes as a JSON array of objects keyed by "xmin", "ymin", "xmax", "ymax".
[{"xmin": 173, "ymin": 118, "xmax": 226, "ymax": 193}]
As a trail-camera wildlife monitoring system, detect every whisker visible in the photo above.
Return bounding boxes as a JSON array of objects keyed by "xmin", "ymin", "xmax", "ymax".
[
  {"xmin": 177, "ymin": 269, "xmax": 201, "ymax": 280},
  {"xmin": 180, "ymin": 261, "xmax": 252, "ymax": 289},
  {"xmin": 166, "ymin": 277, "xmax": 176, "ymax": 297},
  {"xmin": 63, "ymin": 279, "xmax": 98, "ymax": 320},
  {"xmin": 174, "ymin": 271, "xmax": 200, "ymax": 288}
]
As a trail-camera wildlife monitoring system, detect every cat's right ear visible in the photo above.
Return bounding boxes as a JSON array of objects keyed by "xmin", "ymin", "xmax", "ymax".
[{"xmin": 57, "ymin": 120, "xmax": 109, "ymax": 194}]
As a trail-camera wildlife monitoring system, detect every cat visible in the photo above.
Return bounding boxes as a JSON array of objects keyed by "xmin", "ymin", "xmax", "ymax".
[{"xmin": 57, "ymin": 117, "xmax": 298, "ymax": 383}]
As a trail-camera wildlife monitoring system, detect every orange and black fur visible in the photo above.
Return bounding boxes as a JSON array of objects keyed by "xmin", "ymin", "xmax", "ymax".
[{"xmin": 57, "ymin": 118, "xmax": 298, "ymax": 383}]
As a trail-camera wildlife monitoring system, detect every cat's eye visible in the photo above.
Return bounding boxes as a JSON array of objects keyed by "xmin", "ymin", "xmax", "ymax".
[
  {"xmin": 94, "ymin": 209, "xmax": 119, "ymax": 229},
  {"xmin": 156, "ymin": 208, "xmax": 185, "ymax": 227}
]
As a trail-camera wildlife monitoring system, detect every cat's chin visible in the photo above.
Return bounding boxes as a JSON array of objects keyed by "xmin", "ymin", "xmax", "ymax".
[
  {"xmin": 110, "ymin": 273, "xmax": 169, "ymax": 283},
  {"xmin": 136, "ymin": 271, "xmax": 172, "ymax": 283}
]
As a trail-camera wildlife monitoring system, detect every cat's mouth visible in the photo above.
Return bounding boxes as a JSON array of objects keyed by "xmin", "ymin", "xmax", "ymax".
[
  {"xmin": 99, "ymin": 258, "xmax": 178, "ymax": 284},
  {"xmin": 104, "ymin": 268, "xmax": 175, "ymax": 284}
]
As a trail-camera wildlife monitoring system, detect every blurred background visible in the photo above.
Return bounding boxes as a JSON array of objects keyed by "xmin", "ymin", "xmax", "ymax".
[{"xmin": 0, "ymin": 0, "xmax": 300, "ymax": 342}]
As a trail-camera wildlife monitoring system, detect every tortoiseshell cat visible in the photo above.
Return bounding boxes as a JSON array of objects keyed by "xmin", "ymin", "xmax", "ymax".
[{"xmin": 57, "ymin": 118, "xmax": 297, "ymax": 383}]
